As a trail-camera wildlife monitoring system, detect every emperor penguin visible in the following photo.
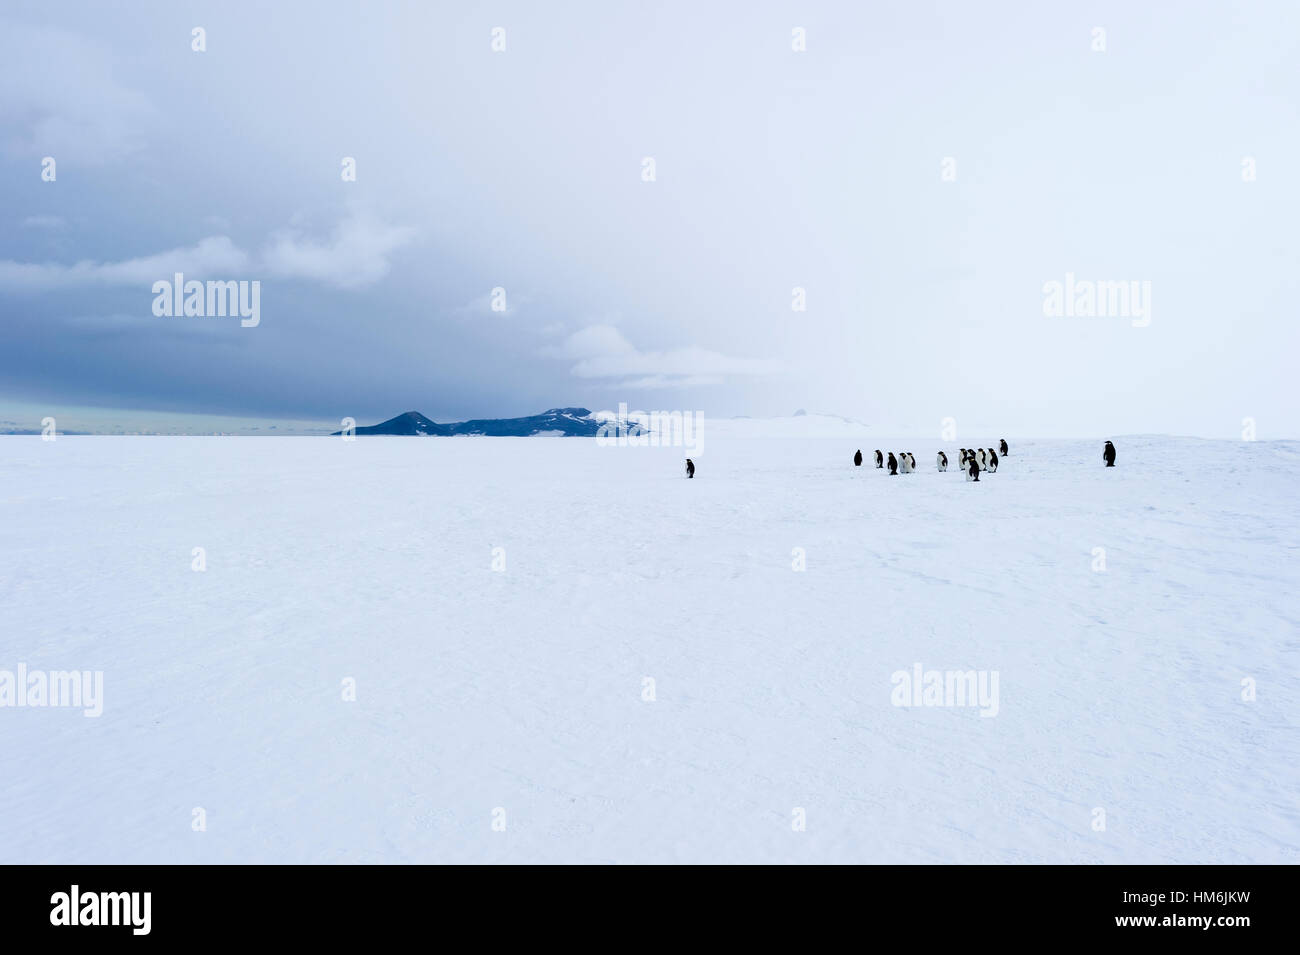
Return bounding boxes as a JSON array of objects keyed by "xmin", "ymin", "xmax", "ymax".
[
  {"xmin": 937, "ymin": 451, "xmax": 948, "ymax": 472},
  {"xmin": 999, "ymin": 438, "xmax": 1008, "ymax": 456},
  {"xmin": 1103, "ymin": 441, "xmax": 1116, "ymax": 467},
  {"xmin": 874, "ymin": 450, "xmax": 883, "ymax": 468},
  {"xmin": 977, "ymin": 448, "xmax": 988, "ymax": 470},
  {"xmin": 988, "ymin": 448, "xmax": 999, "ymax": 472},
  {"xmin": 966, "ymin": 458, "xmax": 980, "ymax": 482},
  {"xmin": 854, "ymin": 449, "xmax": 863, "ymax": 467},
  {"xmin": 887, "ymin": 452, "xmax": 898, "ymax": 475},
  {"xmin": 685, "ymin": 458, "xmax": 695, "ymax": 479}
]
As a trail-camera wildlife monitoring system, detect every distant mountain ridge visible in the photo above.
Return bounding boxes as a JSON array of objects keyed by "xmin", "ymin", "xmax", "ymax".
[{"xmin": 334, "ymin": 408, "xmax": 637, "ymax": 437}]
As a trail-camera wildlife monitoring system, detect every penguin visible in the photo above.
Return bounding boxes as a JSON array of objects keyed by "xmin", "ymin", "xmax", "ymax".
[
  {"xmin": 874, "ymin": 450, "xmax": 883, "ymax": 469},
  {"xmin": 685, "ymin": 458, "xmax": 695, "ymax": 479},
  {"xmin": 887, "ymin": 452, "xmax": 898, "ymax": 475},
  {"xmin": 908, "ymin": 453, "xmax": 917, "ymax": 471},
  {"xmin": 1103, "ymin": 441, "xmax": 1116, "ymax": 467},
  {"xmin": 966, "ymin": 458, "xmax": 980, "ymax": 482},
  {"xmin": 854, "ymin": 449, "xmax": 863, "ymax": 467},
  {"xmin": 937, "ymin": 451, "xmax": 948, "ymax": 472},
  {"xmin": 999, "ymin": 438, "xmax": 1008, "ymax": 456},
  {"xmin": 977, "ymin": 448, "xmax": 988, "ymax": 470},
  {"xmin": 988, "ymin": 448, "xmax": 999, "ymax": 472},
  {"xmin": 959, "ymin": 449, "xmax": 969, "ymax": 468}
]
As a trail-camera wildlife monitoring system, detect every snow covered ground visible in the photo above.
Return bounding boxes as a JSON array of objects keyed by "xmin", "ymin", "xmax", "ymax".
[{"xmin": 2, "ymin": 428, "xmax": 1297, "ymax": 863}]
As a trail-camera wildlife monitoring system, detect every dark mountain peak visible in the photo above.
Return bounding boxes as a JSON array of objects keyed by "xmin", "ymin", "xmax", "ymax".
[
  {"xmin": 395, "ymin": 411, "xmax": 435, "ymax": 426},
  {"xmin": 334, "ymin": 407, "xmax": 608, "ymax": 437},
  {"xmin": 333, "ymin": 410, "xmax": 447, "ymax": 436}
]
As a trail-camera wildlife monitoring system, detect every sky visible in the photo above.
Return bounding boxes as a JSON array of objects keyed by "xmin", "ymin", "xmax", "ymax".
[{"xmin": 1, "ymin": 0, "xmax": 1297, "ymax": 437}]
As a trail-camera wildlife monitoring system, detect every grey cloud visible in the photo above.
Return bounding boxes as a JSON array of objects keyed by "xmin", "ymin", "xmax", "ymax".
[{"xmin": 0, "ymin": 19, "xmax": 155, "ymax": 162}]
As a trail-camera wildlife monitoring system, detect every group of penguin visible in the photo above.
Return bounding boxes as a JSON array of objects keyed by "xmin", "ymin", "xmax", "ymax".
[
  {"xmin": 854, "ymin": 439, "xmax": 1009, "ymax": 481},
  {"xmin": 688, "ymin": 440, "xmax": 1118, "ymax": 480},
  {"xmin": 851, "ymin": 439, "xmax": 1120, "ymax": 481}
]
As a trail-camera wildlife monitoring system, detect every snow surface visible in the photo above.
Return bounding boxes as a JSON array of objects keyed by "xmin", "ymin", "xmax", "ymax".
[{"xmin": 1, "ymin": 431, "xmax": 1297, "ymax": 863}]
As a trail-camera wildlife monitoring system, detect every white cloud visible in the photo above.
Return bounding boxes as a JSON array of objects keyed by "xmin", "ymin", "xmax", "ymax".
[
  {"xmin": 0, "ymin": 236, "xmax": 249, "ymax": 288},
  {"xmin": 542, "ymin": 324, "xmax": 781, "ymax": 388},
  {"xmin": 604, "ymin": 374, "xmax": 726, "ymax": 389},
  {"xmin": 0, "ymin": 214, "xmax": 415, "ymax": 290},
  {"xmin": 261, "ymin": 214, "xmax": 416, "ymax": 288},
  {"xmin": 21, "ymin": 215, "xmax": 65, "ymax": 229}
]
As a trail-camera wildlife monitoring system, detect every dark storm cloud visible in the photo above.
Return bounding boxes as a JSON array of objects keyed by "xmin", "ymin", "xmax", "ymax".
[{"xmin": 1, "ymin": 2, "xmax": 1298, "ymax": 436}]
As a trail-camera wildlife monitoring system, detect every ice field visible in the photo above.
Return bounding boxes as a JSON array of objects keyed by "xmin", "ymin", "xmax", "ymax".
[{"xmin": 2, "ymin": 424, "xmax": 1298, "ymax": 863}]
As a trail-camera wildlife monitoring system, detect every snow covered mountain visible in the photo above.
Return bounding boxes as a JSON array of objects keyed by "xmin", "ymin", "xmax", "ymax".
[{"xmin": 335, "ymin": 407, "xmax": 640, "ymax": 437}]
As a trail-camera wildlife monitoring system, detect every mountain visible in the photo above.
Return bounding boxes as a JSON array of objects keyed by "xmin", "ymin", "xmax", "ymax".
[
  {"xmin": 334, "ymin": 408, "xmax": 639, "ymax": 437},
  {"xmin": 339, "ymin": 411, "xmax": 443, "ymax": 436}
]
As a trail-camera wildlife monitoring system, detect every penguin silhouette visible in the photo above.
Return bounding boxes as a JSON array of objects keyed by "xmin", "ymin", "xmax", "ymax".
[
  {"xmin": 686, "ymin": 458, "xmax": 695, "ymax": 478},
  {"xmin": 1103, "ymin": 441, "xmax": 1116, "ymax": 467},
  {"xmin": 854, "ymin": 449, "xmax": 863, "ymax": 467},
  {"xmin": 999, "ymin": 438, "xmax": 1008, "ymax": 456},
  {"xmin": 967, "ymin": 459, "xmax": 980, "ymax": 482},
  {"xmin": 874, "ymin": 450, "xmax": 883, "ymax": 469},
  {"xmin": 887, "ymin": 452, "xmax": 898, "ymax": 475}
]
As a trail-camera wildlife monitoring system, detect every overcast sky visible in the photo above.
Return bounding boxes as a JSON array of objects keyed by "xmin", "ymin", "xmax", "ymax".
[{"xmin": 2, "ymin": 0, "xmax": 1297, "ymax": 437}]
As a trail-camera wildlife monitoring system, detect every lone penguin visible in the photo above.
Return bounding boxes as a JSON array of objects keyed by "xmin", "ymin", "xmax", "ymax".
[
  {"xmin": 854, "ymin": 449, "xmax": 863, "ymax": 467},
  {"xmin": 1103, "ymin": 441, "xmax": 1116, "ymax": 467},
  {"xmin": 874, "ymin": 450, "xmax": 883, "ymax": 469},
  {"xmin": 936, "ymin": 451, "xmax": 948, "ymax": 472},
  {"xmin": 686, "ymin": 458, "xmax": 695, "ymax": 479},
  {"xmin": 1000, "ymin": 438, "xmax": 1008, "ymax": 456},
  {"xmin": 887, "ymin": 452, "xmax": 898, "ymax": 475}
]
